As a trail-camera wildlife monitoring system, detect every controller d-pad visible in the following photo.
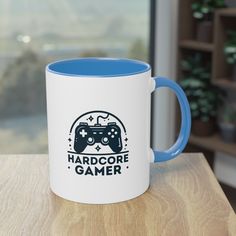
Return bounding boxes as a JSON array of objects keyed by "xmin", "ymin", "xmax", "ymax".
[{"xmin": 79, "ymin": 129, "xmax": 88, "ymax": 138}]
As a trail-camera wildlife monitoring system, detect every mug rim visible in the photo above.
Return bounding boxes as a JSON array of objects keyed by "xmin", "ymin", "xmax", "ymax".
[{"xmin": 46, "ymin": 57, "xmax": 151, "ymax": 77}]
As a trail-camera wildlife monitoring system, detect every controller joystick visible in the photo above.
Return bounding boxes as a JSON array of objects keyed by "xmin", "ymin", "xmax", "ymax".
[{"xmin": 74, "ymin": 122, "xmax": 122, "ymax": 154}]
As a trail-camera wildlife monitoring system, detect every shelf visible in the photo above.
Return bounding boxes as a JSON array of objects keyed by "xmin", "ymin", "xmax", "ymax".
[
  {"xmin": 178, "ymin": 2, "xmax": 236, "ymax": 158},
  {"xmin": 189, "ymin": 133, "xmax": 236, "ymax": 157},
  {"xmin": 179, "ymin": 40, "xmax": 213, "ymax": 52},
  {"xmin": 216, "ymin": 8, "xmax": 236, "ymax": 17},
  {"xmin": 213, "ymin": 79, "xmax": 236, "ymax": 90}
]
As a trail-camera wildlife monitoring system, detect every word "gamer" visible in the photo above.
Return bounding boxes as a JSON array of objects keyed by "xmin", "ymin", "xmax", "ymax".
[{"xmin": 67, "ymin": 153, "xmax": 129, "ymax": 176}]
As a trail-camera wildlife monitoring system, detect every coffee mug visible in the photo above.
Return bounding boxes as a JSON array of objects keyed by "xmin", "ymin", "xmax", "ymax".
[{"xmin": 46, "ymin": 58, "xmax": 191, "ymax": 204}]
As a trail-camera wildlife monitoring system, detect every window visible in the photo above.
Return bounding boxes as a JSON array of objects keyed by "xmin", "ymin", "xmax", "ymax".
[{"xmin": 0, "ymin": 0, "xmax": 150, "ymax": 153}]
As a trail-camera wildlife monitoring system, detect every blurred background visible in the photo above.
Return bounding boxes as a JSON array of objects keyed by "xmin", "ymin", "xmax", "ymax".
[
  {"xmin": 0, "ymin": 0, "xmax": 235, "ymax": 210},
  {"xmin": 0, "ymin": 0, "xmax": 149, "ymax": 154}
]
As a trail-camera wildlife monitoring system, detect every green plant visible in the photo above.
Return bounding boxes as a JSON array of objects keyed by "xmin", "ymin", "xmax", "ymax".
[
  {"xmin": 192, "ymin": 0, "xmax": 225, "ymax": 21},
  {"xmin": 224, "ymin": 30, "xmax": 236, "ymax": 64},
  {"xmin": 180, "ymin": 53, "xmax": 224, "ymax": 122}
]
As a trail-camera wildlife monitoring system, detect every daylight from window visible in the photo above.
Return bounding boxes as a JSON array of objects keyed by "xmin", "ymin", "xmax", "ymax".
[{"xmin": 0, "ymin": 0, "xmax": 149, "ymax": 153}]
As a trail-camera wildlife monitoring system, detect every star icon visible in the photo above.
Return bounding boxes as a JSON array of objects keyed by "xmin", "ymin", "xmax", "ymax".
[
  {"xmin": 88, "ymin": 115, "xmax": 94, "ymax": 122},
  {"xmin": 95, "ymin": 145, "xmax": 101, "ymax": 152},
  {"xmin": 68, "ymin": 138, "xmax": 72, "ymax": 142},
  {"xmin": 124, "ymin": 137, "xmax": 128, "ymax": 142}
]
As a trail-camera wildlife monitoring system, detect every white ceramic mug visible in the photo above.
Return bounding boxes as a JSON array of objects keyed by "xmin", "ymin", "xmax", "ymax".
[{"xmin": 46, "ymin": 58, "xmax": 191, "ymax": 204}]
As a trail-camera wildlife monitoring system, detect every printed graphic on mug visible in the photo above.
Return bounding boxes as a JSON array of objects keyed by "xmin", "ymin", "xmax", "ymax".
[{"xmin": 67, "ymin": 111, "xmax": 129, "ymax": 176}]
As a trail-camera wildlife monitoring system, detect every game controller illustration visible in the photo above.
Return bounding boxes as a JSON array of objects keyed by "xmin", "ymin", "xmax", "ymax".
[{"xmin": 74, "ymin": 122, "xmax": 123, "ymax": 154}]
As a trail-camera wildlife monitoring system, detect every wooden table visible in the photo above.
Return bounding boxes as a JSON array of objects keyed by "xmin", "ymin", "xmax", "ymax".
[{"xmin": 0, "ymin": 154, "xmax": 235, "ymax": 235}]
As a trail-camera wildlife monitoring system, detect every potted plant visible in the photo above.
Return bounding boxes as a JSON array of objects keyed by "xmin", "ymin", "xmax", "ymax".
[
  {"xmin": 218, "ymin": 103, "xmax": 236, "ymax": 142},
  {"xmin": 192, "ymin": 0, "xmax": 225, "ymax": 42},
  {"xmin": 224, "ymin": 30, "xmax": 236, "ymax": 81},
  {"xmin": 180, "ymin": 53, "xmax": 224, "ymax": 136}
]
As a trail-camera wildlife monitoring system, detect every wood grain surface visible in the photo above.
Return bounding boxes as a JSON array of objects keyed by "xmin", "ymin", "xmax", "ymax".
[{"xmin": 0, "ymin": 154, "xmax": 235, "ymax": 236}]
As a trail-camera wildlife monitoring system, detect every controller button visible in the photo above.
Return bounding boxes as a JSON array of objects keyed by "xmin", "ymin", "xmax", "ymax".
[
  {"xmin": 88, "ymin": 137, "xmax": 94, "ymax": 144},
  {"xmin": 111, "ymin": 135, "xmax": 115, "ymax": 138},
  {"xmin": 111, "ymin": 129, "xmax": 115, "ymax": 132},
  {"xmin": 101, "ymin": 137, "xmax": 109, "ymax": 145},
  {"xmin": 79, "ymin": 129, "xmax": 88, "ymax": 138},
  {"xmin": 93, "ymin": 132, "xmax": 97, "ymax": 134},
  {"xmin": 79, "ymin": 122, "xmax": 88, "ymax": 125},
  {"xmin": 115, "ymin": 131, "xmax": 118, "ymax": 134},
  {"xmin": 108, "ymin": 132, "xmax": 111, "ymax": 135}
]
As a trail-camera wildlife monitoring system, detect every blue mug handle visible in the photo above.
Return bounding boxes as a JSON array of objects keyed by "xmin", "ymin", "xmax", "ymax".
[{"xmin": 152, "ymin": 77, "xmax": 191, "ymax": 162}]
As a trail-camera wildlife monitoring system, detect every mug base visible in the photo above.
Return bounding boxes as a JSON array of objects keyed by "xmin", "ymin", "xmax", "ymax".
[{"xmin": 50, "ymin": 184, "xmax": 150, "ymax": 205}]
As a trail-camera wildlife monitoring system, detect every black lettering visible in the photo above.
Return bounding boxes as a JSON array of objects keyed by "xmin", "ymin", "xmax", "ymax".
[
  {"xmin": 116, "ymin": 155, "xmax": 123, "ymax": 163},
  {"xmin": 75, "ymin": 156, "xmax": 82, "ymax": 164},
  {"xmin": 99, "ymin": 157, "xmax": 106, "ymax": 165},
  {"xmin": 68, "ymin": 154, "xmax": 74, "ymax": 163},
  {"xmin": 94, "ymin": 166, "xmax": 105, "ymax": 176},
  {"xmin": 84, "ymin": 166, "xmax": 94, "ymax": 175},
  {"xmin": 75, "ymin": 165, "xmax": 84, "ymax": 174},
  {"xmin": 114, "ymin": 165, "xmax": 121, "ymax": 174},
  {"xmin": 91, "ymin": 157, "xmax": 98, "ymax": 165},
  {"xmin": 83, "ymin": 156, "xmax": 89, "ymax": 165},
  {"xmin": 106, "ymin": 166, "xmax": 113, "ymax": 175},
  {"xmin": 107, "ymin": 156, "xmax": 116, "ymax": 164},
  {"xmin": 124, "ymin": 154, "xmax": 129, "ymax": 162}
]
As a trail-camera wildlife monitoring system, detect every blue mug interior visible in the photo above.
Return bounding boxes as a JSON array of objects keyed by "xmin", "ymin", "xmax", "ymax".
[{"xmin": 47, "ymin": 58, "xmax": 150, "ymax": 77}]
